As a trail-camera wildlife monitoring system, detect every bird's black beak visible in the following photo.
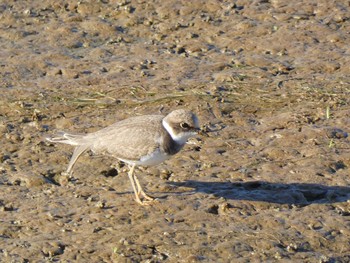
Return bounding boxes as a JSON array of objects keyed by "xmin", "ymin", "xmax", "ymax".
[{"xmin": 197, "ymin": 127, "xmax": 209, "ymax": 137}]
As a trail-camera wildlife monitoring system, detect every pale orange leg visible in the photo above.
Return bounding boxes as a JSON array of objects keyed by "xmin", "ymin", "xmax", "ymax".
[
  {"xmin": 127, "ymin": 165, "xmax": 154, "ymax": 205},
  {"xmin": 133, "ymin": 173, "xmax": 155, "ymax": 201}
]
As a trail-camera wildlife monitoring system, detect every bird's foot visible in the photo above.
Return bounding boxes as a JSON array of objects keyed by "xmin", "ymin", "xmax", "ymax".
[
  {"xmin": 138, "ymin": 190, "xmax": 155, "ymax": 201},
  {"xmin": 134, "ymin": 196, "xmax": 159, "ymax": 206},
  {"xmin": 133, "ymin": 190, "xmax": 158, "ymax": 205},
  {"xmin": 136, "ymin": 199, "xmax": 157, "ymax": 206}
]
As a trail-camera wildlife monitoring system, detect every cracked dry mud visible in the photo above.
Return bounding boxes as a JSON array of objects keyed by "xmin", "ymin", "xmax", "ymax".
[{"xmin": 1, "ymin": 1, "xmax": 350, "ymax": 262}]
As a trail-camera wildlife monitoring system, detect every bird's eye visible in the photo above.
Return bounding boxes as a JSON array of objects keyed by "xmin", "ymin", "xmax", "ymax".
[{"xmin": 180, "ymin": 122, "xmax": 190, "ymax": 129}]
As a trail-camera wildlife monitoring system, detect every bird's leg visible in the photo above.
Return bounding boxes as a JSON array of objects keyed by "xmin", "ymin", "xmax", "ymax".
[
  {"xmin": 59, "ymin": 145, "xmax": 89, "ymax": 185},
  {"xmin": 66, "ymin": 145, "xmax": 89, "ymax": 175},
  {"xmin": 127, "ymin": 165, "xmax": 154, "ymax": 205},
  {"xmin": 133, "ymin": 173, "xmax": 154, "ymax": 201},
  {"xmin": 127, "ymin": 164, "xmax": 144, "ymax": 205}
]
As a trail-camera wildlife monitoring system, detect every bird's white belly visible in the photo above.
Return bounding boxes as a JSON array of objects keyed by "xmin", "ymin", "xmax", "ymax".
[{"xmin": 119, "ymin": 149, "xmax": 170, "ymax": 166}]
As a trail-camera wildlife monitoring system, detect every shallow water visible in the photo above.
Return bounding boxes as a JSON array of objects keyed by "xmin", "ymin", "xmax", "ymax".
[{"xmin": 1, "ymin": 0, "xmax": 350, "ymax": 262}]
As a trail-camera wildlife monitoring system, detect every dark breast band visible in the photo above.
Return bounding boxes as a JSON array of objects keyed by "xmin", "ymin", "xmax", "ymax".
[{"xmin": 161, "ymin": 129, "xmax": 184, "ymax": 156}]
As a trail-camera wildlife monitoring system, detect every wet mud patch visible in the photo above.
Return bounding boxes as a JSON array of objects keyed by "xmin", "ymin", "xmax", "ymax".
[{"xmin": 1, "ymin": 0, "xmax": 350, "ymax": 262}]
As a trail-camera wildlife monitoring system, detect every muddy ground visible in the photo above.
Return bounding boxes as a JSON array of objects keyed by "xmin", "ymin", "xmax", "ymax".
[{"xmin": 1, "ymin": 0, "xmax": 350, "ymax": 262}]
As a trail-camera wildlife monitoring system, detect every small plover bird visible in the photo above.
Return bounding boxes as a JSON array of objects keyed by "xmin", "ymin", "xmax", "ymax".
[{"xmin": 47, "ymin": 109, "xmax": 200, "ymax": 205}]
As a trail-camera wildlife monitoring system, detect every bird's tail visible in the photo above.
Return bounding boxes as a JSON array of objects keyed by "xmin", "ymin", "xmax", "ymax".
[
  {"xmin": 46, "ymin": 132, "xmax": 85, "ymax": 146},
  {"xmin": 46, "ymin": 132, "xmax": 90, "ymax": 174}
]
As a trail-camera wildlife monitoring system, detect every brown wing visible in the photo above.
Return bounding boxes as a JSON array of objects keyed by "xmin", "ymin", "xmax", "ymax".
[{"xmin": 83, "ymin": 115, "xmax": 164, "ymax": 161}]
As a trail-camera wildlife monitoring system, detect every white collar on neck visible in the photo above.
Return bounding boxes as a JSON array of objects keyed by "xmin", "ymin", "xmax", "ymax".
[{"xmin": 162, "ymin": 119, "xmax": 194, "ymax": 145}]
